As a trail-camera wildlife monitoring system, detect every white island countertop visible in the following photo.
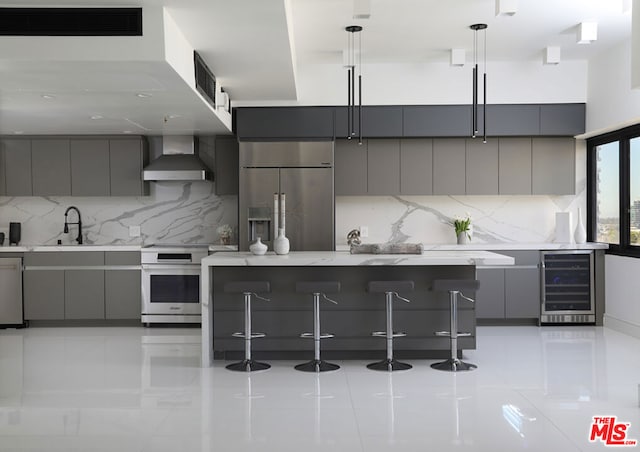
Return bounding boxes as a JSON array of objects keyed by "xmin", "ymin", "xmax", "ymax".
[{"xmin": 201, "ymin": 250, "xmax": 515, "ymax": 267}]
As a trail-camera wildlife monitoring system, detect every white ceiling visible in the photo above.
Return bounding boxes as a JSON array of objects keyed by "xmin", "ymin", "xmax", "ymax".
[{"xmin": 0, "ymin": 0, "xmax": 632, "ymax": 136}]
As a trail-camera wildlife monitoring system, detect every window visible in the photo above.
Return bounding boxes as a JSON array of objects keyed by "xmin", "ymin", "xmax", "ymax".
[{"xmin": 588, "ymin": 125, "xmax": 640, "ymax": 257}]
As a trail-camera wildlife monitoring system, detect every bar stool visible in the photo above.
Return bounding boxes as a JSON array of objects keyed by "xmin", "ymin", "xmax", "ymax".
[
  {"xmin": 295, "ymin": 281, "xmax": 341, "ymax": 372},
  {"xmin": 367, "ymin": 280, "xmax": 414, "ymax": 371},
  {"xmin": 431, "ymin": 279, "xmax": 480, "ymax": 372},
  {"xmin": 225, "ymin": 281, "xmax": 271, "ymax": 372}
]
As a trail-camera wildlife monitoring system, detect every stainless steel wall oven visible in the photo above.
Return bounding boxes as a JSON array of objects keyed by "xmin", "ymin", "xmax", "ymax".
[{"xmin": 141, "ymin": 245, "xmax": 208, "ymax": 324}]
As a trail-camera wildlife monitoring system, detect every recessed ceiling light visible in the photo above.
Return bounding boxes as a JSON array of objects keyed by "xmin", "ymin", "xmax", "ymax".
[
  {"xmin": 13, "ymin": 131, "xmax": 24, "ymax": 135},
  {"xmin": 167, "ymin": 114, "xmax": 181, "ymax": 119},
  {"xmin": 90, "ymin": 115, "xmax": 104, "ymax": 120},
  {"xmin": 41, "ymin": 94, "xmax": 55, "ymax": 100},
  {"xmin": 123, "ymin": 130, "xmax": 133, "ymax": 134},
  {"xmin": 136, "ymin": 93, "xmax": 152, "ymax": 98}
]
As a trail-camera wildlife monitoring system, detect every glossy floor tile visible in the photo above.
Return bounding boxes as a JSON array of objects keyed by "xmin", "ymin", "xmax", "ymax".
[{"xmin": 1, "ymin": 325, "xmax": 639, "ymax": 451}]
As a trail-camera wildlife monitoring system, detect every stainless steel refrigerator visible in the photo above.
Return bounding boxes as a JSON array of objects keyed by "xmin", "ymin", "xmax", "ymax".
[{"xmin": 239, "ymin": 141, "xmax": 335, "ymax": 252}]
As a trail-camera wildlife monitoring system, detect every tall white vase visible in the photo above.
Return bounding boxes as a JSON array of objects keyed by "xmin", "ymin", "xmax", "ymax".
[
  {"xmin": 574, "ymin": 208, "xmax": 587, "ymax": 244},
  {"xmin": 274, "ymin": 228, "xmax": 290, "ymax": 255}
]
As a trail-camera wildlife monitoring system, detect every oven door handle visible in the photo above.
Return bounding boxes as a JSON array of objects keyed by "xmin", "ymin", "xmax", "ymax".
[{"xmin": 142, "ymin": 264, "xmax": 201, "ymax": 272}]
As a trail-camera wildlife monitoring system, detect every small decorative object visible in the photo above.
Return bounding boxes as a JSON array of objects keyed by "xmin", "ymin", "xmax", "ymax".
[
  {"xmin": 249, "ymin": 237, "xmax": 267, "ymax": 255},
  {"xmin": 217, "ymin": 224, "xmax": 233, "ymax": 245},
  {"xmin": 574, "ymin": 207, "xmax": 587, "ymax": 244},
  {"xmin": 453, "ymin": 214, "xmax": 472, "ymax": 245},
  {"xmin": 347, "ymin": 228, "xmax": 361, "ymax": 246},
  {"xmin": 274, "ymin": 228, "xmax": 290, "ymax": 255}
]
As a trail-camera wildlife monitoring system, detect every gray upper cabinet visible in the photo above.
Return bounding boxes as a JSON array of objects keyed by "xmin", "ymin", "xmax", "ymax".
[
  {"xmin": 109, "ymin": 138, "xmax": 148, "ymax": 196},
  {"xmin": 335, "ymin": 106, "xmax": 403, "ymax": 138},
  {"xmin": 403, "ymin": 105, "xmax": 471, "ymax": 137},
  {"xmin": 466, "ymin": 138, "xmax": 498, "ymax": 195},
  {"xmin": 433, "ymin": 138, "xmax": 466, "ymax": 195},
  {"xmin": 335, "ymin": 139, "xmax": 368, "ymax": 195},
  {"xmin": 367, "ymin": 139, "xmax": 400, "ymax": 195},
  {"xmin": 214, "ymin": 136, "xmax": 239, "ymax": 195},
  {"xmin": 480, "ymin": 105, "xmax": 541, "ymax": 136},
  {"xmin": 540, "ymin": 104, "xmax": 585, "ymax": 136},
  {"xmin": 400, "ymin": 139, "xmax": 432, "ymax": 195},
  {"xmin": 498, "ymin": 138, "xmax": 532, "ymax": 195},
  {"xmin": 235, "ymin": 107, "xmax": 334, "ymax": 140},
  {"xmin": 532, "ymin": 137, "xmax": 575, "ymax": 195},
  {"xmin": 71, "ymin": 139, "xmax": 110, "ymax": 196},
  {"xmin": 2, "ymin": 139, "xmax": 32, "ymax": 196},
  {"xmin": 32, "ymin": 139, "xmax": 71, "ymax": 196}
]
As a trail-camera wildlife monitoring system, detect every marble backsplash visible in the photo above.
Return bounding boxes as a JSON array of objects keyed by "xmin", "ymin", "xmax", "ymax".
[{"xmin": 0, "ymin": 181, "xmax": 238, "ymax": 246}]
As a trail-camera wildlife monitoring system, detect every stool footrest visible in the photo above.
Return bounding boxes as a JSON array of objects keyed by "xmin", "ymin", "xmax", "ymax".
[
  {"xmin": 300, "ymin": 332, "xmax": 334, "ymax": 339},
  {"xmin": 434, "ymin": 331, "xmax": 450, "ymax": 337},
  {"xmin": 458, "ymin": 332, "xmax": 472, "ymax": 337},
  {"xmin": 372, "ymin": 331, "xmax": 407, "ymax": 338},
  {"xmin": 232, "ymin": 332, "xmax": 266, "ymax": 339}
]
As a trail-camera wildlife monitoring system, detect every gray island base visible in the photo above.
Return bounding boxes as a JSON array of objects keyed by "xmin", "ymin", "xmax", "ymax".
[{"xmin": 200, "ymin": 251, "xmax": 514, "ymax": 367}]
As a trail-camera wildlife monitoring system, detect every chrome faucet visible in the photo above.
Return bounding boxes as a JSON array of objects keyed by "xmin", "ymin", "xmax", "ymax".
[{"xmin": 64, "ymin": 206, "xmax": 83, "ymax": 245}]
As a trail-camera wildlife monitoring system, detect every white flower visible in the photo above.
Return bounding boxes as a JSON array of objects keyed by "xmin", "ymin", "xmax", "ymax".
[{"xmin": 216, "ymin": 224, "xmax": 232, "ymax": 237}]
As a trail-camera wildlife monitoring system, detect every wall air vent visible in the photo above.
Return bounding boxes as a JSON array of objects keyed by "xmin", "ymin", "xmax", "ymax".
[
  {"xmin": 0, "ymin": 7, "xmax": 142, "ymax": 36},
  {"xmin": 194, "ymin": 51, "xmax": 216, "ymax": 109}
]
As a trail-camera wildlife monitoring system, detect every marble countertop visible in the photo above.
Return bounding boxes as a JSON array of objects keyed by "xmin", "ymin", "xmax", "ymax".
[
  {"xmin": 0, "ymin": 245, "xmax": 141, "ymax": 252},
  {"xmin": 336, "ymin": 242, "xmax": 608, "ymax": 252},
  {"xmin": 201, "ymin": 250, "xmax": 515, "ymax": 267}
]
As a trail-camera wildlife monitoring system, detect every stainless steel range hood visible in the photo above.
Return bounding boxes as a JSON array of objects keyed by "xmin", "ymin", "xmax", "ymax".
[{"xmin": 143, "ymin": 136, "xmax": 213, "ymax": 181}]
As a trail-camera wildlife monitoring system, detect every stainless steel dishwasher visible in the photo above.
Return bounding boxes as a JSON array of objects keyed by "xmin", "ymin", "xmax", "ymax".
[{"xmin": 0, "ymin": 257, "xmax": 25, "ymax": 328}]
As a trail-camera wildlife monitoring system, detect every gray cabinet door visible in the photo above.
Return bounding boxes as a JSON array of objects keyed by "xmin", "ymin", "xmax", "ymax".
[
  {"xmin": 532, "ymin": 137, "xmax": 575, "ymax": 195},
  {"xmin": 505, "ymin": 268, "xmax": 540, "ymax": 319},
  {"xmin": 214, "ymin": 136, "xmax": 239, "ymax": 195},
  {"xmin": 23, "ymin": 270, "xmax": 64, "ymax": 320},
  {"xmin": 2, "ymin": 139, "xmax": 32, "ymax": 196},
  {"xmin": 65, "ymin": 270, "xmax": 105, "ymax": 319},
  {"xmin": 540, "ymin": 104, "xmax": 585, "ymax": 136},
  {"xmin": 367, "ymin": 139, "xmax": 400, "ymax": 195},
  {"xmin": 105, "ymin": 270, "xmax": 140, "ymax": 319},
  {"xmin": 499, "ymin": 138, "xmax": 532, "ymax": 195},
  {"xmin": 433, "ymin": 139, "xmax": 466, "ymax": 195},
  {"xmin": 400, "ymin": 139, "xmax": 433, "ymax": 195},
  {"xmin": 466, "ymin": 138, "xmax": 498, "ymax": 195},
  {"xmin": 336, "ymin": 106, "xmax": 403, "ymax": 139},
  {"xmin": 483, "ymin": 104, "xmax": 540, "ymax": 136},
  {"xmin": 475, "ymin": 268, "xmax": 505, "ymax": 319},
  {"xmin": 236, "ymin": 107, "xmax": 335, "ymax": 140},
  {"xmin": 335, "ymin": 139, "xmax": 367, "ymax": 195},
  {"xmin": 110, "ymin": 138, "xmax": 147, "ymax": 196},
  {"xmin": 403, "ymin": 105, "xmax": 471, "ymax": 137},
  {"xmin": 70, "ymin": 139, "xmax": 110, "ymax": 196},
  {"xmin": 31, "ymin": 139, "xmax": 71, "ymax": 196}
]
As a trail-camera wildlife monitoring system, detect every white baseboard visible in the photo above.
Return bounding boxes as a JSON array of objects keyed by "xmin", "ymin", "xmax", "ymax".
[{"xmin": 603, "ymin": 314, "xmax": 640, "ymax": 339}]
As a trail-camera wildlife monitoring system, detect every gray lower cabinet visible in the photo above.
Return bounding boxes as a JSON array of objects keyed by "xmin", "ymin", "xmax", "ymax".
[
  {"xmin": 532, "ymin": 137, "xmax": 575, "ymax": 195},
  {"xmin": 400, "ymin": 139, "xmax": 433, "ymax": 195},
  {"xmin": 476, "ymin": 250, "xmax": 541, "ymax": 322},
  {"xmin": 466, "ymin": 138, "xmax": 499, "ymax": 195},
  {"xmin": 335, "ymin": 139, "xmax": 368, "ymax": 195},
  {"xmin": 23, "ymin": 270, "xmax": 65, "ymax": 320},
  {"xmin": 105, "ymin": 252, "xmax": 141, "ymax": 320},
  {"xmin": 2, "ymin": 139, "xmax": 32, "ymax": 196},
  {"xmin": 31, "ymin": 139, "xmax": 71, "ymax": 196},
  {"xmin": 71, "ymin": 139, "xmax": 110, "ymax": 196},
  {"xmin": 65, "ymin": 270, "xmax": 105, "ymax": 319},
  {"xmin": 433, "ymin": 139, "xmax": 466, "ymax": 195},
  {"xmin": 498, "ymin": 137, "xmax": 532, "ymax": 195},
  {"xmin": 367, "ymin": 139, "xmax": 400, "ymax": 195}
]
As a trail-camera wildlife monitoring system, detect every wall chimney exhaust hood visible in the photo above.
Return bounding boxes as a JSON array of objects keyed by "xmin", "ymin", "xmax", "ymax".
[{"xmin": 143, "ymin": 136, "xmax": 213, "ymax": 181}]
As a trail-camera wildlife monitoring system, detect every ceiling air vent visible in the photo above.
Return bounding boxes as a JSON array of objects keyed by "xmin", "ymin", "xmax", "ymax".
[
  {"xmin": 194, "ymin": 51, "xmax": 216, "ymax": 109},
  {"xmin": 0, "ymin": 7, "xmax": 142, "ymax": 36}
]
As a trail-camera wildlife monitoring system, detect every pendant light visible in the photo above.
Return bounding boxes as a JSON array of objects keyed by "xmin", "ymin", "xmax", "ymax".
[
  {"xmin": 470, "ymin": 23, "xmax": 487, "ymax": 143},
  {"xmin": 346, "ymin": 25, "xmax": 363, "ymax": 144}
]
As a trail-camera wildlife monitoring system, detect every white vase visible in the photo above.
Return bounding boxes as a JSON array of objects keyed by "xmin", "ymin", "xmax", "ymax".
[
  {"xmin": 249, "ymin": 237, "xmax": 268, "ymax": 255},
  {"xmin": 574, "ymin": 208, "xmax": 587, "ymax": 244},
  {"xmin": 274, "ymin": 228, "xmax": 290, "ymax": 255},
  {"xmin": 457, "ymin": 231, "xmax": 469, "ymax": 245}
]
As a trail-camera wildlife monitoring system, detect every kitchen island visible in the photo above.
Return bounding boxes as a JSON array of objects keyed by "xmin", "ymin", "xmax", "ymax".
[{"xmin": 200, "ymin": 250, "xmax": 514, "ymax": 366}]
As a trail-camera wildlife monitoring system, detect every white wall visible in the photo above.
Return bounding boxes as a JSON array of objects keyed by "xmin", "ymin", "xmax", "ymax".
[{"xmin": 587, "ymin": 39, "xmax": 640, "ymax": 336}]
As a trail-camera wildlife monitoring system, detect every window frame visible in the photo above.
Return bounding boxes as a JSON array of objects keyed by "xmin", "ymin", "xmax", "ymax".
[{"xmin": 587, "ymin": 123, "xmax": 640, "ymax": 258}]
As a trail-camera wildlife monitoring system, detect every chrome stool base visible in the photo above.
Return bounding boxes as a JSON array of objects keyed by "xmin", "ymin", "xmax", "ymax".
[
  {"xmin": 367, "ymin": 359, "xmax": 412, "ymax": 372},
  {"xmin": 431, "ymin": 358, "xmax": 476, "ymax": 372},
  {"xmin": 226, "ymin": 359, "xmax": 271, "ymax": 372},
  {"xmin": 294, "ymin": 359, "xmax": 340, "ymax": 373}
]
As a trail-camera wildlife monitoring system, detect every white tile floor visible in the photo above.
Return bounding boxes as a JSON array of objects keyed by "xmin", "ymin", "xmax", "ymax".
[{"xmin": 0, "ymin": 325, "xmax": 638, "ymax": 451}]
